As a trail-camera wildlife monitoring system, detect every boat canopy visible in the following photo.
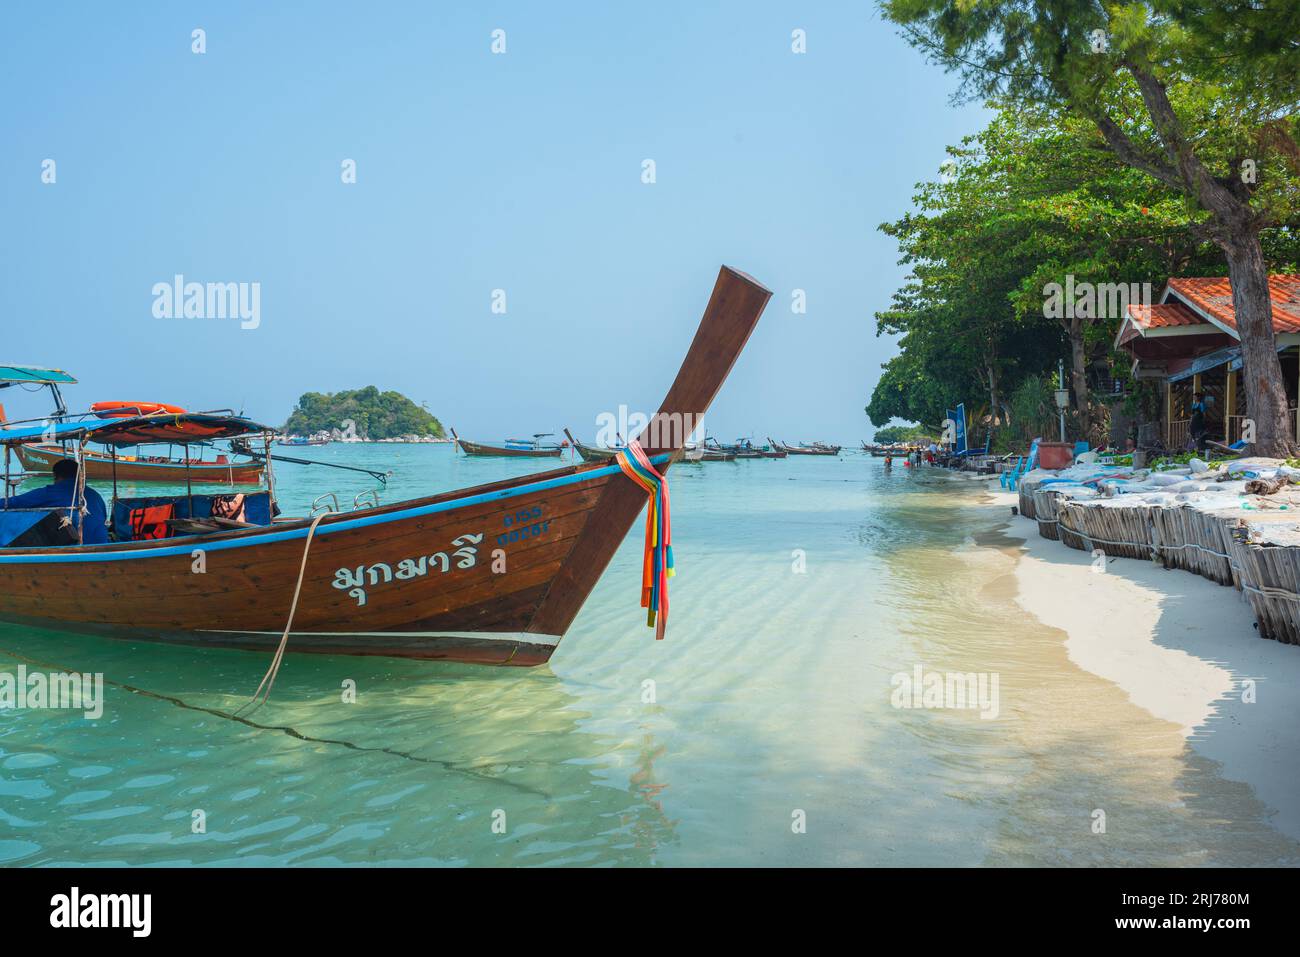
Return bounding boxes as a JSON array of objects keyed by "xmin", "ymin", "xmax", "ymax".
[
  {"xmin": 0, "ymin": 413, "xmax": 275, "ymax": 447},
  {"xmin": 0, "ymin": 365, "xmax": 77, "ymax": 385}
]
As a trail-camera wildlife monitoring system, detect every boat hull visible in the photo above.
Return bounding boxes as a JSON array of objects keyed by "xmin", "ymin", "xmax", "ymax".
[
  {"xmin": 573, "ymin": 442, "xmax": 617, "ymax": 462},
  {"xmin": 454, "ymin": 438, "xmax": 564, "ymax": 457},
  {"xmin": 0, "ymin": 458, "xmax": 620, "ymax": 665},
  {"xmin": 0, "ymin": 266, "xmax": 774, "ymax": 665},
  {"xmin": 17, "ymin": 443, "xmax": 265, "ymax": 484}
]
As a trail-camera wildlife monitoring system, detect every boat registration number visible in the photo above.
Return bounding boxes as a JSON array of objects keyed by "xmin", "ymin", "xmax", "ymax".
[{"xmin": 498, "ymin": 506, "xmax": 551, "ymax": 546}]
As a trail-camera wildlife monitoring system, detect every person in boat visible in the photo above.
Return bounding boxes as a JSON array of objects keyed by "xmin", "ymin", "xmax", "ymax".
[{"xmin": 0, "ymin": 458, "xmax": 108, "ymax": 544}]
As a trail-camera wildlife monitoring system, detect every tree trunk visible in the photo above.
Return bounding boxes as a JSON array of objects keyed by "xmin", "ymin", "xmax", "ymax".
[
  {"xmin": 1224, "ymin": 234, "xmax": 1294, "ymax": 455},
  {"xmin": 1113, "ymin": 64, "xmax": 1296, "ymax": 457},
  {"xmin": 1068, "ymin": 318, "xmax": 1089, "ymax": 441},
  {"xmin": 1085, "ymin": 66, "xmax": 1294, "ymax": 455},
  {"xmin": 986, "ymin": 361, "xmax": 1000, "ymax": 426}
]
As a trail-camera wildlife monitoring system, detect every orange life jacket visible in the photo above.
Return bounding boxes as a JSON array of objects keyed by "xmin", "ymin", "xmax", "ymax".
[{"xmin": 128, "ymin": 503, "xmax": 175, "ymax": 540}]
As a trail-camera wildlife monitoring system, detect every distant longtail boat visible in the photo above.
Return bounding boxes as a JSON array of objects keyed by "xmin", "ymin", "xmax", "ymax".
[
  {"xmin": 450, "ymin": 429, "xmax": 565, "ymax": 458},
  {"xmin": 563, "ymin": 429, "xmax": 621, "ymax": 463}
]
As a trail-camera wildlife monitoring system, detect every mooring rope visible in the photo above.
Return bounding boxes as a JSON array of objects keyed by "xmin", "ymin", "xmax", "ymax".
[
  {"xmin": 237, "ymin": 510, "xmax": 328, "ymax": 714},
  {"xmin": 0, "ymin": 644, "xmax": 549, "ymax": 796}
]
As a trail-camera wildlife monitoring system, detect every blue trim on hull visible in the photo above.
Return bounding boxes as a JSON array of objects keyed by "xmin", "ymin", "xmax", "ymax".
[{"xmin": 0, "ymin": 453, "xmax": 670, "ymax": 565}]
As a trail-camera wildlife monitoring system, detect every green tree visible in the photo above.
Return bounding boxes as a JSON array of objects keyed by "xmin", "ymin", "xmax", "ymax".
[
  {"xmin": 874, "ymin": 423, "xmax": 937, "ymax": 443},
  {"xmin": 870, "ymin": 105, "xmax": 1211, "ymax": 441},
  {"xmin": 881, "ymin": 0, "xmax": 1300, "ymax": 454}
]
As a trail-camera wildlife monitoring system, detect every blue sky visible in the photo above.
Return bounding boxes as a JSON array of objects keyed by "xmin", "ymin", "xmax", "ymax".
[{"xmin": 1, "ymin": 2, "xmax": 986, "ymax": 441}]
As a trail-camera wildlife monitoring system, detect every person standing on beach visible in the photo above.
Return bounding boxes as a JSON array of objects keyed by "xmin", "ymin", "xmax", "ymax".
[{"xmin": 1189, "ymin": 392, "xmax": 1211, "ymax": 453}]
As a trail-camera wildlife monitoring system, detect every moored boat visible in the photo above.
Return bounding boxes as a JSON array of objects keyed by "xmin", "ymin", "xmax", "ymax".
[
  {"xmin": 0, "ymin": 266, "xmax": 772, "ymax": 665},
  {"xmin": 16, "ymin": 442, "xmax": 265, "ymax": 484},
  {"xmin": 1, "ymin": 378, "xmax": 268, "ymax": 484},
  {"xmin": 451, "ymin": 429, "xmax": 565, "ymax": 458},
  {"xmin": 563, "ymin": 428, "xmax": 620, "ymax": 463},
  {"xmin": 770, "ymin": 438, "xmax": 838, "ymax": 456},
  {"xmin": 706, "ymin": 437, "xmax": 783, "ymax": 459},
  {"xmin": 684, "ymin": 444, "xmax": 735, "ymax": 462},
  {"xmin": 279, "ymin": 435, "xmax": 330, "ymax": 447}
]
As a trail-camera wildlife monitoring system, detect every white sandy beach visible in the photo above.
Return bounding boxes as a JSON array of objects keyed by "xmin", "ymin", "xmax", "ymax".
[{"xmin": 985, "ymin": 481, "xmax": 1300, "ymax": 845}]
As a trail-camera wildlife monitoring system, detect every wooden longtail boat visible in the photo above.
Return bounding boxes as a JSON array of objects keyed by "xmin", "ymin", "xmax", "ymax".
[
  {"xmin": 0, "ymin": 266, "xmax": 771, "ymax": 665},
  {"xmin": 16, "ymin": 442, "xmax": 265, "ymax": 484},
  {"xmin": 771, "ymin": 438, "xmax": 838, "ymax": 457},
  {"xmin": 450, "ymin": 428, "xmax": 565, "ymax": 458},
  {"xmin": 704, "ymin": 437, "xmax": 757, "ymax": 459},
  {"xmin": 683, "ymin": 445, "xmax": 735, "ymax": 462},
  {"xmin": 704, "ymin": 437, "xmax": 783, "ymax": 459},
  {"xmin": 563, "ymin": 428, "xmax": 619, "ymax": 463}
]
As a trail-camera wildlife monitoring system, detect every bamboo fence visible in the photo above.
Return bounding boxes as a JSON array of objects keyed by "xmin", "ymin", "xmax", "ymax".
[{"xmin": 1046, "ymin": 493, "xmax": 1300, "ymax": 645}]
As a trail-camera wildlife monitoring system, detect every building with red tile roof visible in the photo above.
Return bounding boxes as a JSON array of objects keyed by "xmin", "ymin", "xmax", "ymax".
[{"xmin": 1115, "ymin": 275, "xmax": 1300, "ymax": 447}]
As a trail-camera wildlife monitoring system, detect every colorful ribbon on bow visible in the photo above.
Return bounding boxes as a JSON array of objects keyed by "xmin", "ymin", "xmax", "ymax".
[{"xmin": 614, "ymin": 440, "xmax": 674, "ymax": 639}]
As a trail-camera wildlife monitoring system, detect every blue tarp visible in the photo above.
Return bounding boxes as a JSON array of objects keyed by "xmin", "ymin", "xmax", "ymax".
[{"xmin": 0, "ymin": 509, "xmax": 51, "ymax": 546}]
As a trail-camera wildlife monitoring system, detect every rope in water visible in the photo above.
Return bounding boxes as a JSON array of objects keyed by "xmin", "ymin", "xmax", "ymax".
[
  {"xmin": 0, "ymin": 644, "xmax": 550, "ymax": 795},
  {"xmin": 614, "ymin": 439, "xmax": 674, "ymax": 640},
  {"xmin": 237, "ymin": 510, "xmax": 328, "ymax": 714}
]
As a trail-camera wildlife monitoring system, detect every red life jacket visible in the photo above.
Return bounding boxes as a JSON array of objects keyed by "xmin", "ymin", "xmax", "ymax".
[{"xmin": 128, "ymin": 503, "xmax": 175, "ymax": 540}]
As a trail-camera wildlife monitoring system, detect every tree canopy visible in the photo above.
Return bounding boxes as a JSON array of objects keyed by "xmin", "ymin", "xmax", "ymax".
[
  {"xmin": 879, "ymin": 0, "xmax": 1300, "ymax": 453},
  {"xmin": 873, "ymin": 423, "xmax": 937, "ymax": 444},
  {"xmin": 282, "ymin": 387, "xmax": 445, "ymax": 440},
  {"xmin": 867, "ymin": 102, "xmax": 1300, "ymax": 447}
]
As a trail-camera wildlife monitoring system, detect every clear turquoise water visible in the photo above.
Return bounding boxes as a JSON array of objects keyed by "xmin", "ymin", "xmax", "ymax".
[{"xmin": 2, "ymin": 447, "xmax": 1298, "ymax": 866}]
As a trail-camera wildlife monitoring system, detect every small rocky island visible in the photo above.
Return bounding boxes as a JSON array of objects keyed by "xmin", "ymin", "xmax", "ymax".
[{"xmin": 282, "ymin": 386, "xmax": 446, "ymax": 442}]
